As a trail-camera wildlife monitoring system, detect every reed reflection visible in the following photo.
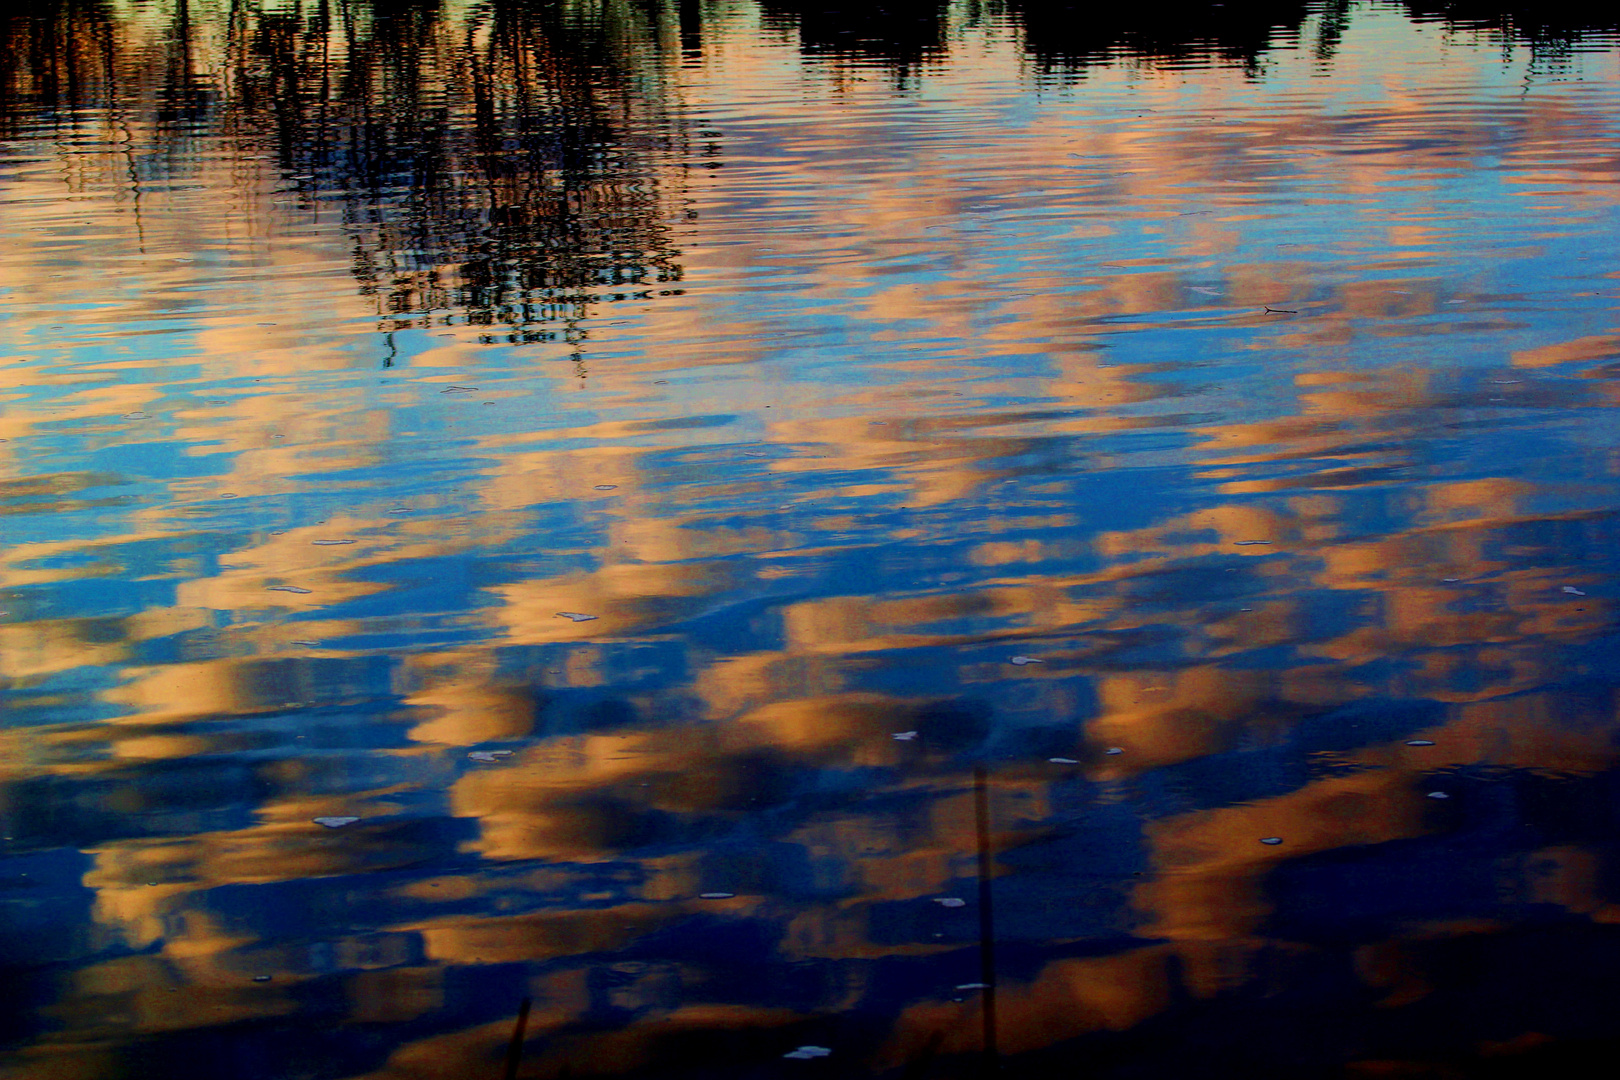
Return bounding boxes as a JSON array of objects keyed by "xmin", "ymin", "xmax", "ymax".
[{"xmin": 5, "ymin": 2, "xmax": 1620, "ymax": 1080}]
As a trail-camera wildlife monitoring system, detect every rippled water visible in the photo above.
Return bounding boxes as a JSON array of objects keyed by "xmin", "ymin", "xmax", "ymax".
[{"xmin": 5, "ymin": 2, "xmax": 1620, "ymax": 1077}]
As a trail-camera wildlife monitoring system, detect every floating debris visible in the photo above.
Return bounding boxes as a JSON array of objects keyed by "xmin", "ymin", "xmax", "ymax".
[
  {"xmin": 699, "ymin": 892, "xmax": 736, "ymax": 900},
  {"xmin": 1049, "ymin": 757, "xmax": 1079, "ymax": 764},
  {"xmin": 219, "ymin": 493, "xmax": 238, "ymax": 499},
  {"xmin": 122, "ymin": 412, "xmax": 150, "ymax": 420},
  {"xmin": 440, "ymin": 385, "xmax": 478, "ymax": 394},
  {"xmin": 1406, "ymin": 739, "xmax": 1435, "ymax": 747},
  {"xmin": 1234, "ymin": 540, "xmax": 1271, "ymax": 546},
  {"xmin": 1259, "ymin": 837, "xmax": 1283, "ymax": 846},
  {"xmin": 1105, "ymin": 747, "xmax": 1125, "ymax": 756},
  {"xmin": 313, "ymin": 817, "xmax": 359, "ymax": 828},
  {"xmin": 1563, "ymin": 586, "xmax": 1587, "ymax": 596},
  {"xmin": 784, "ymin": 1047, "xmax": 831, "ymax": 1060},
  {"xmin": 387, "ymin": 508, "xmax": 412, "ymax": 514},
  {"xmin": 468, "ymin": 750, "xmax": 514, "ymax": 763},
  {"xmin": 252, "ymin": 975, "xmax": 271, "ymax": 983},
  {"xmin": 933, "ymin": 897, "xmax": 967, "ymax": 908},
  {"xmin": 1263, "ymin": 306, "xmax": 1299, "ymax": 314},
  {"xmin": 311, "ymin": 539, "xmax": 355, "ymax": 546},
  {"xmin": 1189, "ymin": 286, "xmax": 1221, "ymax": 296},
  {"xmin": 1428, "ymin": 791, "xmax": 1450, "ymax": 799},
  {"xmin": 956, "ymin": 982, "xmax": 989, "ymax": 990},
  {"xmin": 593, "ymin": 484, "xmax": 618, "ymax": 490},
  {"xmin": 892, "ymin": 731, "xmax": 919, "ymax": 741},
  {"xmin": 290, "ymin": 640, "xmax": 319, "ymax": 647},
  {"xmin": 555, "ymin": 612, "xmax": 598, "ymax": 622},
  {"xmin": 1443, "ymin": 577, "xmax": 1460, "ymax": 582},
  {"xmin": 267, "ymin": 585, "xmax": 312, "ymax": 594},
  {"xmin": 1009, "ymin": 656, "xmax": 1044, "ymax": 665}
]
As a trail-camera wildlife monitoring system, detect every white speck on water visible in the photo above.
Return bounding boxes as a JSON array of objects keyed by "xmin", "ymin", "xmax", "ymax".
[
  {"xmin": 956, "ymin": 983, "xmax": 989, "ymax": 990},
  {"xmin": 252, "ymin": 975, "xmax": 271, "ymax": 982},
  {"xmin": 1189, "ymin": 286, "xmax": 1221, "ymax": 295},
  {"xmin": 699, "ymin": 892, "xmax": 736, "ymax": 899},
  {"xmin": 219, "ymin": 493, "xmax": 237, "ymax": 499},
  {"xmin": 122, "ymin": 412, "xmax": 150, "ymax": 420},
  {"xmin": 1105, "ymin": 747, "xmax": 1124, "ymax": 755},
  {"xmin": 892, "ymin": 731, "xmax": 918, "ymax": 741},
  {"xmin": 1406, "ymin": 739, "xmax": 1435, "ymax": 747},
  {"xmin": 556, "ymin": 612, "xmax": 598, "ymax": 622},
  {"xmin": 1049, "ymin": 757, "xmax": 1079, "ymax": 764},
  {"xmin": 468, "ymin": 750, "xmax": 514, "ymax": 762},
  {"xmin": 291, "ymin": 640, "xmax": 318, "ymax": 646},
  {"xmin": 934, "ymin": 897, "xmax": 967, "ymax": 908},
  {"xmin": 784, "ymin": 1047, "xmax": 831, "ymax": 1060},
  {"xmin": 313, "ymin": 817, "xmax": 359, "ymax": 828},
  {"xmin": 1259, "ymin": 837, "xmax": 1283, "ymax": 845},
  {"xmin": 1234, "ymin": 540, "xmax": 1271, "ymax": 546},
  {"xmin": 268, "ymin": 586, "xmax": 312, "ymax": 594},
  {"xmin": 1443, "ymin": 577, "xmax": 1460, "ymax": 582},
  {"xmin": 1009, "ymin": 656, "xmax": 1043, "ymax": 665},
  {"xmin": 594, "ymin": 484, "xmax": 618, "ymax": 490},
  {"xmin": 312, "ymin": 539, "xmax": 355, "ymax": 546},
  {"xmin": 1428, "ymin": 791, "xmax": 1450, "ymax": 799},
  {"xmin": 1563, "ymin": 586, "xmax": 1587, "ymax": 595}
]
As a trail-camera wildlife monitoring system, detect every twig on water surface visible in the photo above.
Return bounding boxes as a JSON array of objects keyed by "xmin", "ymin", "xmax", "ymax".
[
  {"xmin": 502, "ymin": 997, "xmax": 532, "ymax": 1080},
  {"xmin": 974, "ymin": 766, "xmax": 999, "ymax": 1077},
  {"xmin": 1263, "ymin": 306, "xmax": 1299, "ymax": 314}
]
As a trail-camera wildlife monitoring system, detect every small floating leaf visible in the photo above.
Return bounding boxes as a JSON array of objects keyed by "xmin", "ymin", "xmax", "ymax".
[
  {"xmin": 556, "ymin": 612, "xmax": 598, "ymax": 622},
  {"xmin": 312, "ymin": 539, "xmax": 355, "ymax": 546},
  {"xmin": 933, "ymin": 897, "xmax": 967, "ymax": 908},
  {"xmin": 956, "ymin": 982, "xmax": 989, "ymax": 990},
  {"xmin": 1009, "ymin": 656, "xmax": 1044, "ymax": 665},
  {"xmin": 1259, "ymin": 837, "xmax": 1283, "ymax": 845},
  {"xmin": 313, "ymin": 816, "xmax": 359, "ymax": 828},
  {"xmin": 1105, "ymin": 747, "xmax": 1124, "ymax": 755},
  {"xmin": 1427, "ymin": 791, "xmax": 1450, "ymax": 799},
  {"xmin": 593, "ymin": 484, "xmax": 618, "ymax": 490},
  {"xmin": 1048, "ymin": 757, "xmax": 1079, "ymax": 764},
  {"xmin": 1234, "ymin": 540, "xmax": 1271, "ymax": 546},
  {"xmin": 892, "ymin": 731, "xmax": 918, "ymax": 741},
  {"xmin": 1406, "ymin": 739, "xmax": 1435, "ymax": 747},
  {"xmin": 468, "ymin": 750, "xmax": 514, "ymax": 763},
  {"xmin": 290, "ymin": 640, "xmax": 319, "ymax": 646},
  {"xmin": 699, "ymin": 892, "xmax": 736, "ymax": 899},
  {"xmin": 1563, "ymin": 586, "xmax": 1587, "ymax": 595},
  {"xmin": 267, "ymin": 585, "xmax": 312, "ymax": 594},
  {"xmin": 784, "ymin": 1047, "xmax": 831, "ymax": 1060}
]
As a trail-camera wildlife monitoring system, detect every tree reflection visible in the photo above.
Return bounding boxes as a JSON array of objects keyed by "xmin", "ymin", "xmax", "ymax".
[{"xmin": 0, "ymin": 0, "xmax": 687, "ymax": 346}]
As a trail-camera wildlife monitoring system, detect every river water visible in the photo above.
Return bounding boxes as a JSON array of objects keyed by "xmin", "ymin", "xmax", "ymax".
[{"xmin": 4, "ymin": 2, "xmax": 1620, "ymax": 1078}]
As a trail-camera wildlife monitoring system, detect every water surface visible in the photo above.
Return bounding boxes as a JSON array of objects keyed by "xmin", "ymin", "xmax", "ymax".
[{"xmin": 5, "ymin": 2, "xmax": 1620, "ymax": 1077}]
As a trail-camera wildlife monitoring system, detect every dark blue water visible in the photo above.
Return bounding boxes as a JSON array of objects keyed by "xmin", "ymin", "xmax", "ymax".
[{"xmin": 5, "ymin": 2, "xmax": 1620, "ymax": 1077}]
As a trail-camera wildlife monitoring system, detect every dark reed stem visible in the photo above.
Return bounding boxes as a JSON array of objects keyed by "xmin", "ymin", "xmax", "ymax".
[
  {"xmin": 974, "ymin": 766, "xmax": 998, "ymax": 1076},
  {"xmin": 502, "ymin": 997, "xmax": 532, "ymax": 1080}
]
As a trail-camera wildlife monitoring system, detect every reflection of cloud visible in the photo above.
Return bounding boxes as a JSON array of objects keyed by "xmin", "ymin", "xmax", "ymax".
[{"xmin": 7, "ymin": 2, "xmax": 1620, "ymax": 1078}]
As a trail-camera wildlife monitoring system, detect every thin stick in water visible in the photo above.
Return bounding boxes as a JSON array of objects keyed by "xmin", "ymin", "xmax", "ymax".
[
  {"xmin": 974, "ymin": 766, "xmax": 998, "ymax": 1075},
  {"xmin": 502, "ymin": 997, "xmax": 532, "ymax": 1080}
]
